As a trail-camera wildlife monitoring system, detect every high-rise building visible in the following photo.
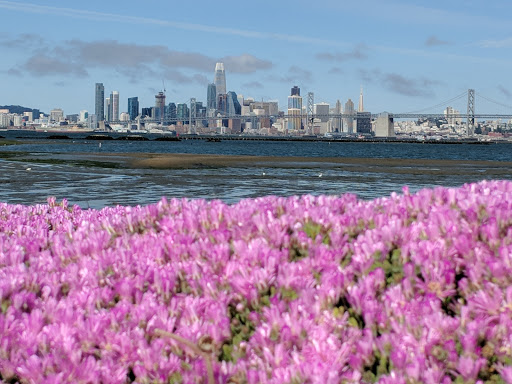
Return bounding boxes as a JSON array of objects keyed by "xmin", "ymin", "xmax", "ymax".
[
  {"xmin": 111, "ymin": 91, "xmax": 119, "ymax": 122},
  {"xmin": 95, "ymin": 83, "xmax": 105, "ymax": 121},
  {"xmin": 314, "ymin": 102, "xmax": 330, "ymax": 122},
  {"xmin": 287, "ymin": 86, "xmax": 303, "ymax": 132},
  {"xmin": 344, "ymin": 99, "xmax": 355, "ymax": 134},
  {"xmin": 50, "ymin": 108, "xmax": 64, "ymax": 122},
  {"xmin": 166, "ymin": 103, "xmax": 177, "ymax": 121},
  {"xmin": 356, "ymin": 112, "xmax": 372, "ymax": 134},
  {"xmin": 105, "ymin": 97, "xmax": 112, "ymax": 122},
  {"xmin": 128, "ymin": 97, "xmax": 139, "ymax": 120},
  {"xmin": 207, "ymin": 83, "xmax": 217, "ymax": 111},
  {"xmin": 155, "ymin": 92, "xmax": 166, "ymax": 122},
  {"xmin": 214, "ymin": 63, "xmax": 226, "ymax": 99},
  {"xmin": 358, "ymin": 86, "xmax": 364, "ymax": 112},
  {"xmin": 332, "ymin": 99, "xmax": 343, "ymax": 132},
  {"xmin": 227, "ymin": 91, "xmax": 241, "ymax": 115},
  {"xmin": 177, "ymin": 103, "xmax": 189, "ymax": 123}
]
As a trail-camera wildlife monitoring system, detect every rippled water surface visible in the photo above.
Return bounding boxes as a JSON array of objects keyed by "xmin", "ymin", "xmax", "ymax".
[{"xmin": 1, "ymin": 133, "xmax": 511, "ymax": 208}]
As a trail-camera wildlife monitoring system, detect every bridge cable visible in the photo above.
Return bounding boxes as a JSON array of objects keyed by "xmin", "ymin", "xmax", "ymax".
[
  {"xmin": 476, "ymin": 93, "xmax": 512, "ymax": 110},
  {"xmin": 403, "ymin": 91, "xmax": 467, "ymax": 114}
]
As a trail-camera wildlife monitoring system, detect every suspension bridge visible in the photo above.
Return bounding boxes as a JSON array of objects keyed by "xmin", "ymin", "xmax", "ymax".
[{"xmin": 107, "ymin": 89, "xmax": 512, "ymax": 132}]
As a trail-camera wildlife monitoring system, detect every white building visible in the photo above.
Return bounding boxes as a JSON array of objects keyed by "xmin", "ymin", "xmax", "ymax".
[
  {"xmin": 50, "ymin": 108, "xmax": 64, "ymax": 122},
  {"xmin": 79, "ymin": 110, "xmax": 88, "ymax": 122}
]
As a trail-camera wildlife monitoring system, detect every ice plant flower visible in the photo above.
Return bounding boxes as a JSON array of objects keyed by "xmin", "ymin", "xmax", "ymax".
[{"xmin": 1, "ymin": 180, "xmax": 512, "ymax": 382}]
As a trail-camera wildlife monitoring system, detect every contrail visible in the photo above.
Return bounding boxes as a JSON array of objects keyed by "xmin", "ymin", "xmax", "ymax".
[{"xmin": 0, "ymin": 0, "xmax": 344, "ymax": 47}]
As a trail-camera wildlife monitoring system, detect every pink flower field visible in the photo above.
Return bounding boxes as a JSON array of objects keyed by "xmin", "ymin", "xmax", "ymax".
[{"xmin": 1, "ymin": 180, "xmax": 512, "ymax": 384}]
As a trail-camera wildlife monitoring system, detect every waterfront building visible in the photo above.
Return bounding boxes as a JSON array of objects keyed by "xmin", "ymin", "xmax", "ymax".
[
  {"xmin": 128, "ymin": 97, "xmax": 139, "ymax": 121},
  {"xmin": 207, "ymin": 83, "xmax": 217, "ymax": 111},
  {"xmin": 87, "ymin": 114, "xmax": 97, "ymax": 130},
  {"xmin": 214, "ymin": 62, "xmax": 226, "ymax": 99},
  {"xmin": 111, "ymin": 91, "xmax": 120, "ymax": 122},
  {"xmin": 375, "ymin": 112, "xmax": 395, "ymax": 137},
  {"xmin": 155, "ymin": 92, "xmax": 166, "ymax": 123},
  {"xmin": 50, "ymin": 108, "xmax": 64, "ymax": 123},
  {"xmin": 344, "ymin": 99, "xmax": 355, "ymax": 134},
  {"xmin": 95, "ymin": 83, "xmax": 104, "ymax": 121}
]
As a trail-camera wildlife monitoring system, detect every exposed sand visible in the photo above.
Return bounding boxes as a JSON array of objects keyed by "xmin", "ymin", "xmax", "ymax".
[{"xmin": 36, "ymin": 151, "xmax": 512, "ymax": 177}]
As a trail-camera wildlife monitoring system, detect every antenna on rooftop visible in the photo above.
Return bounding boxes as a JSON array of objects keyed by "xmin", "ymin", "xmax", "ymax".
[{"xmin": 162, "ymin": 80, "xmax": 166, "ymax": 95}]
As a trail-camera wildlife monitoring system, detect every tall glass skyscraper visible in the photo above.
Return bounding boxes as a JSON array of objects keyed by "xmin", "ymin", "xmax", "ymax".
[
  {"xmin": 287, "ymin": 86, "xmax": 302, "ymax": 131},
  {"xmin": 214, "ymin": 63, "xmax": 226, "ymax": 99},
  {"xmin": 207, "ymin": 83, "xmax": 217, "ymax": 111},
  {"xmin": 128, "ymin": 97, "xmax": 139, "ymax": 121},
  {"xmin": 227, "ymin": 91, "xmax": 241, "ymax": 115},
  {"xmin": 95, "ymin": 83, "xmax": 104, "ymax": 121}
]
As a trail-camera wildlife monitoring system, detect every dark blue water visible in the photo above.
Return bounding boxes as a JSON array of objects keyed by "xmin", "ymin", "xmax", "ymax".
[{"xmin": 1, "ymin": 131, "xmax": 511, "ymax": 208}]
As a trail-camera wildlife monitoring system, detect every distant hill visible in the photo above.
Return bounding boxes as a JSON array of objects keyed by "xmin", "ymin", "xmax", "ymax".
[{"xmin": 0, "ymin": 105, "xmax": 44, "ymax": 115}]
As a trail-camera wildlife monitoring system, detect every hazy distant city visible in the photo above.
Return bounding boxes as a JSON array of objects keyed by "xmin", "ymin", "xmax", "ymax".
[{"xmin": 1, "ymin": 62, "xmax": 512, "ymax": 142}]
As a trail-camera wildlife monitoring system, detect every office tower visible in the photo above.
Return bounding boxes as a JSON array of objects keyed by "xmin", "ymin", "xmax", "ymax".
[
  {"xmin": 358, "ymin": 86, "xmax": 364, "ymax": 112},
  {"xmin": 344, "ymin": 99, "xmax": 354, "ymax": 134},
  {"xmin": 214, "ymin": 62, "xmax": 226, "ymax": 99},
  {"xmin": 217, "ymin": 94, "xmax": 228, "ymax": 115},
  {"xmin": 95, "ymin": 83, "xmax": 105, "ymax": 121},
  {"xmin": 314, "ymin": 102, "xmax": 330, "ymax": 122},
  {"xmin": 155, "ymin": 92, "xmax": 166, "ymax": 122},
  {"xmin": 356, "ymin": 111, "xmax": 372, "ymax": 134},
  {"xmin": 50, "ymin": 108, "xmax": 64, "ymax": 122},
  {"xmin": 227, "ymin": 91, "xmax": 241, "ymax": 115},
  {"xmin": 166, "ymin": 103, "xmax": 177, "ymax": 121},
  {"xmin": 111, "ymin": 91, "xmax": 119, "ymax": 121},
  {"xmin": 141, "ymin": 107, "xmax": 152, "ymax": 118},
  {"xmin": 287, "ymin": 87, "xmax": 303, "ymax": 131},
  {"xmin": 105, "ymin": 97, "xmax": 111, "ymax": 122},
  {"xmin": 128, "ymin": 97, "xmax": 139, "ymax": 120},
  {"xmin": 332, "ymin": 99, "xmax": 342, "ymax": 132},
  {"xmin": 207, "ymin": 83, "xmax": 217, "ymax": 111},
  {"xmin": 177, "ymin": 103, "xmax": 189, "ymax": 123}
]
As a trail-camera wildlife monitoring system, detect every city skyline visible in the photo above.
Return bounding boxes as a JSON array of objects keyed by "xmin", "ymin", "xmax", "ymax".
[{"xmin": 1, "ymin": 0, "xmax": 512, "ymax": 116}]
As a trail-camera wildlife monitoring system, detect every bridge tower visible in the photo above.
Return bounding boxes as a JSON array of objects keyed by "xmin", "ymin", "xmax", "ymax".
[
  {"xmin": 466, "ymin": 89, "xmax": 475, "ymax": 137},
  {"xmin": 189, "ymin": 98, "xmax": 196, "ymax": 134},
  {"xmin": 307, "ymin": 92, "xmax": 314, "ymax": 135}
]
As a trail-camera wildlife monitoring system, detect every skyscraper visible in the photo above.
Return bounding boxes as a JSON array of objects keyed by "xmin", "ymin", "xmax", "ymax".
[
  {"xmin": 227, "ymin": 91, "xmax": 241, "ymax": 115},
  {"xmin": 155, "ymin": 92, "xmax": 166, "ymax": 122},
  {"xmin": 128, "ymin": 97, "xmax": 139, "ymax": 120},
  {"xmin": 95, "ymin": 83, "xmax": 104, "ymax": 121},
  {"xmin": 358, "ymin": 86, "xmax": 364, "ymax": 112},
  {"xmin": 207, "ymin": 83, "xmax": 217, "ymax": 111},
  {"xmin": 105, "ymin": 97, "xmax": 111, "ymax": 122},
  {"xmin": 287, "ymin": 86, "xmax": 302, "ymax": 132},
  {"xmin": 214, "ymin": 63, "xmax": 226, "ymax": 99},
  {"xmin": 344, "ymin": 99, "xmax": 355, "ymax": 134},
  {"xmin": 111, "ymin": 91, "xmax": 119, "ymax": 121}
]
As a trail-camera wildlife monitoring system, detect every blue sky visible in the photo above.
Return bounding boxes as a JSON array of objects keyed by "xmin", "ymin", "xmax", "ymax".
[{"xmin": 1, "ymin": 0, "xmax": 511, "ymax": 116}]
